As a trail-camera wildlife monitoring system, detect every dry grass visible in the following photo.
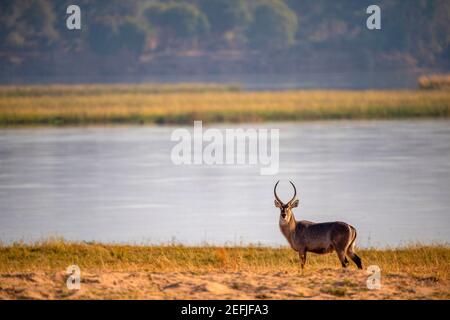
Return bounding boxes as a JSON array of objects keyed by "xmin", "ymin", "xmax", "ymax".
[
  {"xmin": 1, "ymin": 241, "xmax": 448, "ymax": 299},
  {"xmin": 0, "ymin": 85, "xmax": 449, "ymax": 126},
  {"xmin": 1, "ymin": 241, "xmax": 448, "ymax": 281},
  {"xmin": 418, "ymin": 74, "xmax": 450, "ymax": 90}
]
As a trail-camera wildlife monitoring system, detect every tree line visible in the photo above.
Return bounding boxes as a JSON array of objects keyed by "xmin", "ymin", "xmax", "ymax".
[{"xmin": 0, "ymin": 0, "xmax": 449, "ymax": 80}]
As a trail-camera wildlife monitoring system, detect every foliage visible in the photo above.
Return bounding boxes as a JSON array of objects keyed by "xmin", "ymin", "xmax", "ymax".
[
  {"xmin": 145, "ymin": 2, "xmax": 209, "ymax": 45},
  {"xmin": 0, "ymin": 0, "xmax": 449, "ymax": 76},
  {"xmin": 246, "ymin": 0, "xmax": 298, "ymax": 50},
  {"xmin": 199, "ymin": 0, "xmax": 250, "ymax": 35}
]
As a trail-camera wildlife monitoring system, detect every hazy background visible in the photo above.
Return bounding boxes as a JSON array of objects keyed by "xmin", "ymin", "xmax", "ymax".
[{"xmin": 1, "ymin": 0, "xmax": 449, "ymax": 86}]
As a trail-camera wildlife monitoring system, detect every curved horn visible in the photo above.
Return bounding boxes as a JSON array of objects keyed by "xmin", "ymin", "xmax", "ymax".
[
  {"xmin": 288, "ymin": 180, "xmax": 297, "ymax": 204},
  {"xmin": 274, "ymin": 180, "xmax": 283, "ymax": 204}
]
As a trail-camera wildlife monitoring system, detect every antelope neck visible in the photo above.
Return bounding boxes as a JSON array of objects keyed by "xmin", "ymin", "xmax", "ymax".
[{"xmin": 280, "ymin": 212, "xmax": 297, "ymax": 249}]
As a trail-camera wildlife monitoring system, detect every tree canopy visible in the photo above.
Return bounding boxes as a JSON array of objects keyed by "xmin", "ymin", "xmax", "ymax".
[
  {"xmin": 0, "ymin": 0, "xmax": 449, "ymax": 78},
  {"xmin": 246, "ymin": 0, "xmax": 298, "ymax": 50}
]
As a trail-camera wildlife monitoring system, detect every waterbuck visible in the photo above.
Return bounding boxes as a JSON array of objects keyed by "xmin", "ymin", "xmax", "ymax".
[{"xmin": 274, "ymin": 181, "xmax": 363, "ymax": 270}]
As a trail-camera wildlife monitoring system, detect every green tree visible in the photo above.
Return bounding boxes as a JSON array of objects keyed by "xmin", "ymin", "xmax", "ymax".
[
  {"xmin": 87, "ymin": 22, "xmax": 121, "ymax": 55},
  {"xmin": 199, "ymin": 0, "xmax": 250, "ymax": 35},
  {"xmin": 118, "ymin": 20, "xmax": 148, "ymax": 55},
  {"xmin": 0, "ymin": 0, "xmax": 57, "ymax": 49},
  {"xmin": 145, "ymin": 2, "xmax": 209, "ymax": 48},
  {"xmin": 246, "ymin": 0, "xmax": 298, "ymax": 50}
]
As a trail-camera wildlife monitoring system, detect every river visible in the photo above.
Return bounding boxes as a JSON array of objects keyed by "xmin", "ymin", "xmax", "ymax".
[{"xmin": 0, "ymin": 120, "xmax": 449, "ymax": 247}]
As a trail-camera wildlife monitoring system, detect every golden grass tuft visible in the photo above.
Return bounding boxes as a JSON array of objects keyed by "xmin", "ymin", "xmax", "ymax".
[{"xmin": 418, "ymin": 74, "xmax": 450, "ymax": 90}]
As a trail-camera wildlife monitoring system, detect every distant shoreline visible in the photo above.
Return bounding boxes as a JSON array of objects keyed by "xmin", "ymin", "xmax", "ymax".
[{"xmin": 0, "ymin": 84, "xmax": 449, "ymax": 127}]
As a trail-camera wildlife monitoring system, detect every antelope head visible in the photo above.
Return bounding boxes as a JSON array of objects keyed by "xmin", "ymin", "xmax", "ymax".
[{"xmin": 274, "ymin": 180, "xmax": 299, "ymax": 225}]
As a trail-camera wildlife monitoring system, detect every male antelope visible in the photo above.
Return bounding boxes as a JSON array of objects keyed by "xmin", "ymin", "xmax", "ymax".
[{"xmin": 274, "ymin": 181, "xmax": 363, "ymax": 269}]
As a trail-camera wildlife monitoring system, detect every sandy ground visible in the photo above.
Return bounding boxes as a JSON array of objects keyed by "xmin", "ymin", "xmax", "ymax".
[{"xmin": 0, "ymin": 268, "xmax": 448, "ymax": 300}]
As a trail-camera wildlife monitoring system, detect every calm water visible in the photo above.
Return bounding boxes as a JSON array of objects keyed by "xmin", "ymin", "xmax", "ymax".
[
  {"xmin": 2, "ymin": 70, "xmax": 431, "ymax": 89},
  {"xmin": 0, "ymin": 121, "xmax": 449, "ymax": 247}
]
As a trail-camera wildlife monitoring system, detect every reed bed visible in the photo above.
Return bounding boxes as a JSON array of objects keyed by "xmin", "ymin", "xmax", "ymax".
[{"xmin": 0, "ymin": 87, "xmax": 449, "ymax": 126}]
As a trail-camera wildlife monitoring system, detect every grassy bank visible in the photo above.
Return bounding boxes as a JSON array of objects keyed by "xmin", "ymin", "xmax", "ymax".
[
  {"xmin": 1, "ymin": 242, "xmax": 448, "ymax": 299},
  {"xmin": 1, "ymin": 242, "xmax": 449, "ymax": 279},
  {"xmin": 0, "ymin": 85, "xmax": 449, "ymax": 126}
]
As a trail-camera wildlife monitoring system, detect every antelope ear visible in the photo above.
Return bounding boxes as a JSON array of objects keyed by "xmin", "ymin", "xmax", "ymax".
[
  {"xmin": 290, "ymin": 199, "xmax": 299, "ymax": 208},
  {"xmin": 274, "ymin": 199, "xmax": 282, "ymax": 208}
]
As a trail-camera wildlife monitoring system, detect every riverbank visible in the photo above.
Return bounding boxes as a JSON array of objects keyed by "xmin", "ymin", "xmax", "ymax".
[
  {"xmin": 0, "ymin": 85, "xmax": 449, "ymax": 126},
  {"xmin": 0, "ymin": 242, "xmax": 448, "ymax": 299}
]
